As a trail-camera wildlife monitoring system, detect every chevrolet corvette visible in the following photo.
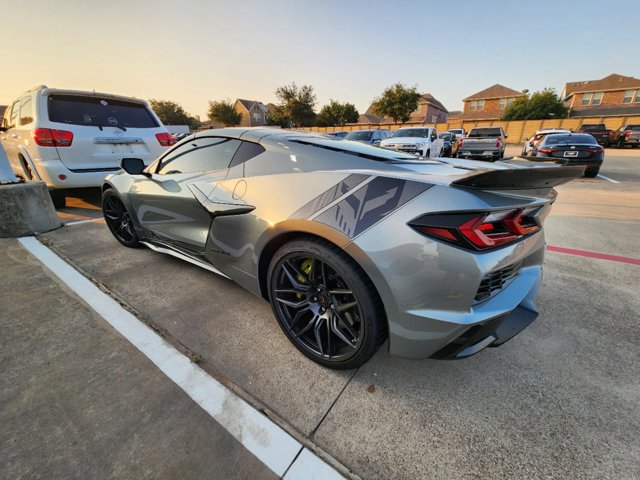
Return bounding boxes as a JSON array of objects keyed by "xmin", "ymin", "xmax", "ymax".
[{"xmin": 102, "ymin": 128, "xmax": 582, "ymax": 369}]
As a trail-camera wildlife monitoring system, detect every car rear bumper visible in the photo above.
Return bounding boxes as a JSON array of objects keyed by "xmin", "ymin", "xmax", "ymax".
[{"xmin": 459, "ymin": 150, "xmax": 500, "ymax": 158}]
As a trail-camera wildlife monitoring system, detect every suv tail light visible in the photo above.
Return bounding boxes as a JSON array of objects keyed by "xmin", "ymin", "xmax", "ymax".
[
  {"xmin": 410, "ymin": 207, "xmax": 541, "ymax": 250},
  {"xmin": 156, "ymin": 132, "xmax": 176, "ymax": 146},
  {"xmin": 458, "ymin": 138, "xmax": 463, "ymax": 147},
  {"xmin": 33, "ymin": 128, "xmax": 73, "ymax": 147},
  {"xmin": 496, "ymin": 138, "xmax": 502, "ymax": 148},
  {"xmin": 626, "ymin": 130, "xmax": 632, "ymax": 138}
]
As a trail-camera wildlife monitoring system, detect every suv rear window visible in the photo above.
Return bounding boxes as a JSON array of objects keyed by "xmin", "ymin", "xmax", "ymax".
[
  {"xmin": 48, "ymin": 94, "xmax": 159, "ymax": 128},
  {"xmin": 580, "ymin": 124, "xmax": 604, "ymax": 131}
]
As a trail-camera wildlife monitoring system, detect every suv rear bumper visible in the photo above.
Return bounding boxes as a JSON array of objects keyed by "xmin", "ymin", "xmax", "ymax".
[{"xmin": 34, "ymin": 159, "xmax": 121, "ymax": 189}]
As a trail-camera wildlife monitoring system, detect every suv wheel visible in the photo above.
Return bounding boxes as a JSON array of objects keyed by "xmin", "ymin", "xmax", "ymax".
[{"xmin": 49, "ymin": 190, "xmax": 66, "ymax": 209}]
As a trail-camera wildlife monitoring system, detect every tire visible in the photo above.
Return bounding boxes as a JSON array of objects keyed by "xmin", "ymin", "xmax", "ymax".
[
  {"xmin": 585, "ymin": 167, "xmax": 599, "ymax": 178},
  {"xmin": 49, "ymin": 190, "xmax": 66, "ymax": 209},
  {"xmin": 618, "ymin": 138, "xmax": 625, "ymax": 149},
  {"xmin": 425, "ymin": 149, "xmax": 430, "ymax": 158},
  {"xmin": 633, "ymin": 144, "xmax": 638, "ymax": 149},
  {"xmin": 102, "ymin": 189, "xmax": 140, "ymax": 248},
  {"xmin": 267, "ymin": 238, "xmax": 386, "ymax": 369}
]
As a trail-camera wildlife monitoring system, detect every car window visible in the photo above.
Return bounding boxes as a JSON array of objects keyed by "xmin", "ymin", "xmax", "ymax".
[
  {"xmin": 345, "ymin": 131, "xmax": 373, "ymax": 141},
  {"xmin": 9, "ymin": 100, "xmax": 20, "ymax": 127},
  {"xmin": 19, "ymin": 97, "xmax": 34, "ymax": 125},
  {"xmin": 158, "ymin": 137, "xmax": 241, "ymax": 174},
  {"xmin": 48, "ymin": 94, "xmax": 159, "ymax": 128},
  {"xmin": 391, "ymin": 128, "xmax": 429, "ymax": 138},
  {"xmin": 543, "ymin": 134, "xmax": 597, "ymax": 145},
  {"xmin": 229, "ymin": 141, "xmax": 266, "ymax": 167}
]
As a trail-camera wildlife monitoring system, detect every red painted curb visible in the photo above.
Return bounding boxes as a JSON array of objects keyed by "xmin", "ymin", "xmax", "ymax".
[{"xmin": 547, "ymin": 245, "xmax": 640, "ymax": 266}]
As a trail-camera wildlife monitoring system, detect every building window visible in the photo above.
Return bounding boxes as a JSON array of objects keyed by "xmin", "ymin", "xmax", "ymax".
[
  {"xmin": 253, "ymin": 112, "xmax": 261, "ymax": 122},
  {"xmin": 581, "ymin": 92, "xmax": 603, "ymax": 106},
  {"xmin": 431, "ymin": 115, "xmax": 438, "ymax": 123},
  {"xmin": 499, "ymin": 97, "xmax": 515, "ymax": 109},
  {"xmin": 623, "ymin": 89, "xmax": 640, "ymax": 103},
  {"xmin": 469, "ymin": 99, "xmax": 485, "ymax": 111}
]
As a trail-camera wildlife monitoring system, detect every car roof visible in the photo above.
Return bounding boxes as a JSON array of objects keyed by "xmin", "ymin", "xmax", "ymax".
[
  {"xmin": 35, "ymin": 87, "xmax": 149, "ymax": 105},
  {"xmin": 536, "ymin": 129, "xmax": 571, "ymax": 134}
]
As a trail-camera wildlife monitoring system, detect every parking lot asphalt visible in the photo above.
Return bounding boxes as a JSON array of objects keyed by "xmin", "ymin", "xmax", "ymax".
[{"xmin": 4, "ymin": 147, "xmax": 640, "ymax": 479}]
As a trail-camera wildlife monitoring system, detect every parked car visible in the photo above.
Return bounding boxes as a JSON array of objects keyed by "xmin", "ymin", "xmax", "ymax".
[
  {"xmin": 448, "ymin": 128, "xmax": 466, "ymax": 139},
  {"xmin": 102, "ymin": 127, "xmax": 582, "ymax": 369},
  {"xmin": 609, "ymin": 124, "xmax": 640, "ymax": 148},
  {"xmin": 437, "ymin": 132, "xmax": 459, "ymax": 157},
  {"xmin": 344, "ymin": 129, "xmax": 390, "ymax": 145},
  {"xmin": 0, "ymin": 85, "xmax": 173, "ymax": 207},
  {"xmin": 379, "ymin": 127, "xmax": 444, "ymax": 157},
  {"xmin": 326, "ymin": 131, "xmax": 348, "ymax": 140},
  {"xmin": 521, "ymin": 129, "xmax": 572, "ymax": 156},
  {"xmin": 529, "ymin": 133, "xmax": 604, "ymax": 178},
  {"xmin": 578, "ymin": 124, "xmax": 611, "ymax": 147},
  {"xmin": 457, "ymin": 127, "xmax": 507, "ymax": 160}
]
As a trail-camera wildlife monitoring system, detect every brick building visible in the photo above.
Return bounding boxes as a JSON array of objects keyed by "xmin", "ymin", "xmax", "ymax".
[
  {"xmin": 361, "ymin": 93, "xmax": 449, "ymax": 124},
  {"xmin": 234, "ymin": 99, "xmax": 269, "ymax": 126},
  {"xmin": 562, "ymin": 73, "xmax": 640, "ymax": 118},
  {"xmin": 459, "ymin": 84, "xmax": 525, "ymax": 121}
]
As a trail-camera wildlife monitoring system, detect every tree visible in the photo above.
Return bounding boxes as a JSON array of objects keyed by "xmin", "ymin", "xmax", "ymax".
[
  {"xmin": 371, "ymin": 83, "xmax": 422, "ymax": 124},
  {"xmin": 501, "ymin": 88, "xmax": 569, "ymax": 121},
  {"xmin": 316, "ymin": 100, "xmax": 359, "ymax": 126},
  {"xmin": 272, "ymin": 82, "xmax": 317, "ymax": 127},
  {"xmin": 148, "ymin": 99, "xmax": 200, "ymax": 129},
  {"xmin": 207, "ymin": 99, "xmax": 242, "ymax": 127}
]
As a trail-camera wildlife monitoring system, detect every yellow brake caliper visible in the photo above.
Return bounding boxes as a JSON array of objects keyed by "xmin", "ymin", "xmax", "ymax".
[{"xmin": 296, "ymin": 259, "xmax": 313, "ymax": 300}]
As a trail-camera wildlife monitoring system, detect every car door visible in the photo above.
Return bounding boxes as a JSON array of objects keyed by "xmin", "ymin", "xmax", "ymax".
[
  {"xmin": 128, "ymin": 136, "xmax": 242, "ymax": 252},
  {"xmin": 0, "ymin": 100, "xmax": 21, "ymax": 172}
]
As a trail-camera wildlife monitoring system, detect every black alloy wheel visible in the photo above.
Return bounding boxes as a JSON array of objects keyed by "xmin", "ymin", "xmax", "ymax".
[
  {"xmin": 268, "ymin": 238, "xmax": 386, "ymax": 369},
  {"xmin": 102, "ymin": 189, "xmax": 140, "ymax": 248}
]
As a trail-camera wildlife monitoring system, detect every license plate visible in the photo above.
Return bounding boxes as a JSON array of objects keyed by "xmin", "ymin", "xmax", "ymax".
[{"xmin": 563, "ymin": 151, "xmax": 579, "ymax": 157}]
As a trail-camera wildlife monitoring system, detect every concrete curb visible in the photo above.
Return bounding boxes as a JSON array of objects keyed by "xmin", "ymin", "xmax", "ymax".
[{"xmin": 0, "ymin": 181, "xmax": 61, "ymax": 238}]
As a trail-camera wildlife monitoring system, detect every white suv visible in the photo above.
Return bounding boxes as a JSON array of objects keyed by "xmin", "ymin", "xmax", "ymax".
[
  {"xmin": 0, "ymin": 85, "xmax": 174, "ymax": 207},
  {"xmin": 379, "ymin": 127, "xmax": 444, "ymax": 158}
]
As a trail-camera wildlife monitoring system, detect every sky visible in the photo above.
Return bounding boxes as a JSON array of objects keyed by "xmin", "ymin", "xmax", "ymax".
[{"xmin": 1, "ymin": 0, "xmax": 638, "ymax": 119}]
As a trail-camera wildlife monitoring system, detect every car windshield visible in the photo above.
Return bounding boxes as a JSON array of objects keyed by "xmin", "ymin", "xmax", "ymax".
[
  {"xmin": 468, "ymin": 128, "xmax": 502, "ymax": 137},
  {"xmin": 391, "ymin": 129, "xmax": 429, "ymax": 138},
  {"xmin": 543, "ymin": 134, "xmax": 597, "ymax": 145},
  {"xmin": 627, "ymin": 125, "xmax": 640, "ymax": 129},
  {"xmin": 346, "ymin": 131, "xmax": 373, "ymax": 141},
  {"xmin": 48, "ymin": 94, "xmax": 158, "ymax": 128},
  {"xmin": 438, "ymin": 133, "xmax": 451, "ymax": 140}
]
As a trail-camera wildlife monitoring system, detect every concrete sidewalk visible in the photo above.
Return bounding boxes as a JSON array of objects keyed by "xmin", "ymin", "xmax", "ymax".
[{"xmin": 0, "ymin": 238, "xmax": 276, "ymax": 480}]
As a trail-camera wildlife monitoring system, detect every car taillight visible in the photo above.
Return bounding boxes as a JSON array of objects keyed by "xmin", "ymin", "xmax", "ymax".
[
  {"xmin": 33, "ymin": 128, "xmax": 73, "ymax": 147},
  {"xmin": 156, "ymin": 132, "xmax": 176, "ymax": 147},
  {"xmin": 587, "ymin": 147, "xmax": 603, "ymax": 153},
  {"xmin": 458, "ymin": 138, "xmax": 463, "ymax": 147},
  {"xmin": 537, "ymin": 147, "xmax": 555, "ymax": 154},
  {"xmin": 496, "ymin": 138, "xmax": 502, "ymax": 148},
  {"xmin": 626, "ymin": 130, "xmax": 632, "ymax": 138},
  {"xmin": 410, "ymin": 207, "xmax": 541, "ymax": 250}
]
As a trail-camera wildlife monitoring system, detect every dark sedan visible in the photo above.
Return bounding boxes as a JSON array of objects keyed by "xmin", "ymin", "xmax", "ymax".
[
  {"xmin": 531, "ymin": 133, "xmax": 604, "ymax": 178},
  {"xmin": 437, "ymin": 132, "xmax": 459, "ymax": 157}
]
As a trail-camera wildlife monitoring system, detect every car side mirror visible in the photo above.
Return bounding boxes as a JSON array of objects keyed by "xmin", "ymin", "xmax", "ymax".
[
  {"xmin": 431, "ymin": 135, "xmax": 437, "ymax": 141},
  {"xmin": 504, "ymin": 134, "xmax": 508, "ymax": 139},
  {"xmin": 121, "ymin": 158, "xmax": 150, "ymax": 177}
]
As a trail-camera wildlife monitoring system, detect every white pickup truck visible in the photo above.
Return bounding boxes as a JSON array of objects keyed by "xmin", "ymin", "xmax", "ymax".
[
  {"xmin": 457, "ymin": 127, "xmax": 508, "ymax": 161},
  {"xmin": 379, "ymin": 127, "xmax": 444, "ymax": 158}
]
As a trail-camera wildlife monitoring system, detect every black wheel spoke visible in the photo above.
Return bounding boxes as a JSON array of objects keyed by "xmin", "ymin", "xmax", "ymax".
[
  {"xmin": 293, "ymin": 313, "xmax": 319, "ymax": 338},
  {"xmin": 290, "ymin": 307, "xmax": 311, "ymax": 329},
  {"xmin": 336, "ymin": 300, "xmax": 358, "ymax": 313},
  {"xmin": 332, "ymin": 312, "xmax": 358, "ymax": 347},
  {"xmin": 281, "ymin": 262, "xmax": 310, "ymax": 292},
  {"xmin": 313, "ymin": 317, "xmax": 325, "ymax": 356},
  {"xmin": 328, "ymin": 289, "xmax": 352, "ymax": 295},
  {"xmin": 275, "ymin": 297, "xmax": 309, "ymax": 308}
]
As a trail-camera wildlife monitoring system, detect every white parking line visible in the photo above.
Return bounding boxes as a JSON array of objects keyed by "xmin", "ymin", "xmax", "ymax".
[
  {"xmin": 17, "ymin": 236, "xmax": 345, "ymax": 480},
  {"xmin": 597, "ymin": 173, "xmax": 620, "ymax": 184},
  {"xmin": 65, "ymin": 218, "xmax": 104, "ymax": 226}
]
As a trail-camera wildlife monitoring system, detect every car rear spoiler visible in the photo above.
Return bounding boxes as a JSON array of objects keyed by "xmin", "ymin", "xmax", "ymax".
[{"xmin": 451, "ymin": 165, "xmax": 585, "ymax": 190}]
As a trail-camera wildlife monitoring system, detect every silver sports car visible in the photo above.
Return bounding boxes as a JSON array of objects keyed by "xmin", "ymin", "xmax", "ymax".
[{"xmin": 102, "ymin": 128, "xmax": 582, "ymax": 369}]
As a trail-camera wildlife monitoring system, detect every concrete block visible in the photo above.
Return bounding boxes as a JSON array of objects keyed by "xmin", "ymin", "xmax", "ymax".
[{"xmin": 0, "ymin": 181, "xmax": 61, "ymax": 237}]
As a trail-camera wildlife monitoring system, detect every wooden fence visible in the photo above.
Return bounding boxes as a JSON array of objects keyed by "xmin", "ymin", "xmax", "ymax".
[{"xmin": 299, "ymin": 115, "xmax": 640, "ymax": 144}]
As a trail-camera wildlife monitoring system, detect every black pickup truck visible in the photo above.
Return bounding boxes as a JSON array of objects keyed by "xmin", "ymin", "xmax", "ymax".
[
  {"xmin": 578, "ymin": 124, "xmax": 612, "ymax": 146},
  {"xmin": 609, "ymin": 125, "xmax": 640, "ymax": 148}
]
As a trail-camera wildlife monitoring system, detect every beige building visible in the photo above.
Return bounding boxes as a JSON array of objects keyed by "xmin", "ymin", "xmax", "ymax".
[
  {"xmin": 360, "ymin": 93, "xmax": 449, "ymax": 124},
  {"xmin": 234, "ymin": 99, "xmax": 269, "ymax": 127}
]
